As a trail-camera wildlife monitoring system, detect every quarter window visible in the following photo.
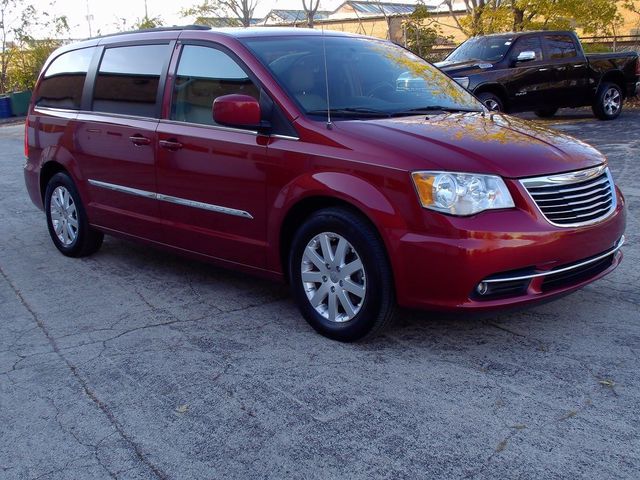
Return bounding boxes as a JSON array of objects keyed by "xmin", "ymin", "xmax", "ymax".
[
  {"xmin": 171, "ymin": 45, "xmax": 259, "ymax": 126},
  {"xmin": 93, "ymin": 44, "xmax": 169, "ymax": 117},
  {"xmin": 544, "ymin": 35, "xmax": 578, "ymax": 59},
  {"xmin": 35, "ymin": 47, "xmax": 95, "ymax": 109}
]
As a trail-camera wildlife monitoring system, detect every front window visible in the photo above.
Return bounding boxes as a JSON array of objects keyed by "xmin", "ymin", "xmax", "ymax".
[
  {"xmin": 445, "ymin": 36, "xmax": 513, "ymax": 63},
  {"xmin": 242, "ymin": 36, "xmax": 482, "ymax": 118},
  {"xmin": 171, "ymin": 45, "xmax": 259, "ymax": 126}
]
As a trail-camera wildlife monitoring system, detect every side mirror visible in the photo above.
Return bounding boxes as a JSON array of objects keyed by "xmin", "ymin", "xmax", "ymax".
[
  {"xmin": 213, "ymin": 94, "xmax": 262, "ymax": 129},
  {"xmin": 515, "ymin": 51, "xmax": 536, "ymax": 63}
]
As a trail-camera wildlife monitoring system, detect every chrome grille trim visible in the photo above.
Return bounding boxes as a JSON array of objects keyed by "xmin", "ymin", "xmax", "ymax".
[{"xmin": 520, "ymin": 165, "xmax": 617, "ymax": 227}]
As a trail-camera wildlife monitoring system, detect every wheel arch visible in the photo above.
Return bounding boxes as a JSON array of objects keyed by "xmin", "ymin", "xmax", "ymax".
[
  {"xmin": 270, "ymin": 172, "xmax": 405, "ymax": 282},
  {"xmin": 39, "ymin": 161, "xmax": 70, "ymax": 203},
  {"xmin": 598, "ymin": 70, "xmax": 626, "ymax": 98},
  {"xmin": 473, "ymin": 83, "xmax": 510, "ymax": 111}
]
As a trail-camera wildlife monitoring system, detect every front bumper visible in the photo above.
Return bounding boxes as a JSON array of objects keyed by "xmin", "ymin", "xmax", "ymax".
[{"xmin": 392, "ymin": 187, "xmax": 626, "ymax": 311}]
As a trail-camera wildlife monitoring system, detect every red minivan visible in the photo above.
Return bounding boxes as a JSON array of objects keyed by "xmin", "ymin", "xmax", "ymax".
[{"xmin": 24, "ymin": 27, "xmax": 626, "ymax": 341}]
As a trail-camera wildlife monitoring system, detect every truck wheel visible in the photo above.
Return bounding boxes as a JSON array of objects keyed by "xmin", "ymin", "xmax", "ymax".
[
  {"xmin": 477, "ymin": 92, "xmax": 503, "ymax": 112},
  {"xmin": 45, "ymin": 172, "xmax": 104, "ymax": 257},
  {"xmin": 592, "ymin": 82, "xmax": 623, "ymax": 120},
  {"xmin": 289, "ymin": 207, "xmax": 396, "ymax": 342},
  {"xmin": 534, "ymin": 108, "xmax": 558, "ymax": 118}
]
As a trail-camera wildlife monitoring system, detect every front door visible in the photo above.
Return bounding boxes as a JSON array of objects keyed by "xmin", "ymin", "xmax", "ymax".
[
  {"xmin": 504, "ymin": 36, "xmax": 553, "ymax": 111},
  {"xmin": 156, "ymin": 43, "xmax": 269, "ymax": 268},
  {"xmin": 76, "ymin": 43, "xmax": 172, "ymax": 242}
]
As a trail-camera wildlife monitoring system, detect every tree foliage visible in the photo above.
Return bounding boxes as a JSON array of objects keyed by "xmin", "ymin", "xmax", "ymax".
[
  {"xmin": 443, "ymin": 0, "xmax": 623, "ymax": 37},
  {"xmin": 404, "ymin": 3, "xmax": 450, "ymax": 60},
  {"xmin": 182, "ymin": 0, "xmax": 258, "ymax": 28},
  {"xmin": 1, "ymin": 0, "xmax": 69, "ymax": 93}
]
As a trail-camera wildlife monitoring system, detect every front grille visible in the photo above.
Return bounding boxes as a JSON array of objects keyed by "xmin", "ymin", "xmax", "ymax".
[{"xmin": 521, "ymin": 165, "xmax": 616, "ymax": 227}]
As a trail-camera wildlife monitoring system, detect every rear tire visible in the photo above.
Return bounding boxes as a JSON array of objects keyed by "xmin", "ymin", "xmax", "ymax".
[
  {"xmin": 534, "ymin": 108, "xmax": 558, "ymax": 118},
  {"xmin": 289, "ymin": 207, "xmax": 395, "ymax": 342},
  {"xmin": 44, "ymin": 172, "xmax": 103, "ymax": 257},
  {"xmin": 477, "ymin": 92, "xmax": 504, "ymax": 112},
  {"xmin": 592, "ymin": 82, "xmax": 623, "ymax": 120}
]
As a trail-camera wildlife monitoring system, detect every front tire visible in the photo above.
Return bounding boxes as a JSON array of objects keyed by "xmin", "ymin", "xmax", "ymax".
[
  {"xmin": 592, "ymin": 82, "xmax": 623, "ymax": 120},
  {"xmin": 477, "ymin": 92, "xmax": 504, "ymax": 112},
  {"xmin": 44, "ymin": 172, "xmax": 103, "ymax": 257},
  {"xmin": 289, "ymin": 208, "xmax": 395, "ymax": 342}
]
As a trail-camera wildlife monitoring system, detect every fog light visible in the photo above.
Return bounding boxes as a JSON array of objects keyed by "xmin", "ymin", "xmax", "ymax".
[{"xmin": 476, "ymin": 282, "xmax": 489, "ymax": 295}]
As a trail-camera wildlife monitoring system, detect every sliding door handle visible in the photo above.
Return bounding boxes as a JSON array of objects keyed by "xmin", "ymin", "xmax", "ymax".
[{"xmin": 159, "ymin": 139, "xmax": 183, "ymax": 151}]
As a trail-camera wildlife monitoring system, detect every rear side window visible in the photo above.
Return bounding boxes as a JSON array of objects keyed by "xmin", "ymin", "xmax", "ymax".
[
  {"xmin": 171, "ymin": 45, "xmax": 259, "ymax": 126},
  {"xmin": 93, "ymin": 44, "xmax": 169, "ymax": 117},
  {"xmin": 544, "ymin": 35, "xmax": 578, "ymax": 59},
  {"xmin": 512, "ymin": 37, "xmax": 543, "ymax": 61},
  {"xmin": 35, "ymin": 47, "xmax": 95, "ymax": 109}
]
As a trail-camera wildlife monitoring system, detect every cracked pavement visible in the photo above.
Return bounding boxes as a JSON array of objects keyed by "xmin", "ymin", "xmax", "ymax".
[{"xmin": 1, "ymin": 109, "xmax": 639, "ymax": 479}]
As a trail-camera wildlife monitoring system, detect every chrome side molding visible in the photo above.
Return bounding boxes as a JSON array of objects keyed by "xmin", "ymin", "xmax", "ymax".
[{"xmin": 88, "ymin": 179, "xmax": 254, "ymax": 219}]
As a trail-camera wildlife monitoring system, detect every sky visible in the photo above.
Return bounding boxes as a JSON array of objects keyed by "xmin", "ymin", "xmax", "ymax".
[{"xmin": 40, "ymin": 0, "xmax": 354, "ymax": 39}]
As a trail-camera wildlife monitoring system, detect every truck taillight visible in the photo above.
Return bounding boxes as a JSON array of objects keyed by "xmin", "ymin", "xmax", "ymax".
[{"xmin": 24, "ymin": 118, "xmax": 29, "ymax": 158}]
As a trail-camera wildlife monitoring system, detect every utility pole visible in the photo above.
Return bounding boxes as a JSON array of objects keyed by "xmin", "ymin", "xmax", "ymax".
[
  {"xmin": 144, "ymin": 0, "xmax": 149, "ymax": 20},
  {"xmin": 85, "ymin": 0, "xmax": 94, "ymax": 37}
]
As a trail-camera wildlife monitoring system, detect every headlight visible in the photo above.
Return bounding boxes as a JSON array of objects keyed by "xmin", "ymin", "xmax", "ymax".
[
  {"xmin": 411, "ymin": 171, "xmax": 515, "ymax": 216},
  {"xmin": 453, "ymin": 77, "xmax": 470, "ymax": 89}
]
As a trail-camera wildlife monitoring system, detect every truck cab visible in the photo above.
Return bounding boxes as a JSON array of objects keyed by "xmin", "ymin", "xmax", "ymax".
[{"xmin": 436, "ymin": 31, "xmax": 640, "ymax": 120}]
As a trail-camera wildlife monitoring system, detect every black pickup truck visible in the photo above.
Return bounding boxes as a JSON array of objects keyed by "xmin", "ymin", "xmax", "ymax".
[{"xmin": 436, "ymin": 31, "xmax": 640, "ymax": 120}]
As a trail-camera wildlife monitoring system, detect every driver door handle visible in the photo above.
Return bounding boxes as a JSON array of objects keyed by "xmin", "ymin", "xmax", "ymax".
[
  {"xmin": 129, "ymin": 135, "xmax": 151, "ymax": 146},
  {"xmin": 159, "ymin": 139, "xmax": 183, "ymax": 151}
]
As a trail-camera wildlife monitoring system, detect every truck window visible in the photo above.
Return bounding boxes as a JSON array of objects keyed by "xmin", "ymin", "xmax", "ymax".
[
  {"xmin": 35, "ymin": 47, "xmax": 95, "ymax": 110},
  {"xmin": 170, "ymin": 45, "xmax": 259, "ymax": 126},
  {"xmin": 92, "ymin": 44, "xmax": 170, "ymax": 118},
  {"xmin": 544, "ymin": 35, "xmax": 578, "ymax": 60},
  {"xmin": 512, "ymin": 37, "xmax": 543, "ymax": 61}
]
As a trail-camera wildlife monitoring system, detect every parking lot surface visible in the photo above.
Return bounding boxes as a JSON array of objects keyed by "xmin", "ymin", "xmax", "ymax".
[{"xmin": 1, "ymin": 110, "xmax": 638, "ymax": 479}]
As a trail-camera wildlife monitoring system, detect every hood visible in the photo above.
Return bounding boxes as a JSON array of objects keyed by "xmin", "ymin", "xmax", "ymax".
[
  {"xmin": 434, "ymin": 59, "xmax": 495, "ymax": 76},
  {"xmin": 335, "ymin": 113, "xmax": 605, "ymax": 178}
]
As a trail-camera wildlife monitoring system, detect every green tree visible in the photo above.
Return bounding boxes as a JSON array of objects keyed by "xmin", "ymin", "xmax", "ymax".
[
  {"xmin": 404, "ymin": 3, "xmax": 450, "ymax": 60},
  {"xmin": 182, "ymin": 0, "xmax": 259, "ymax": 28},
  {"xmin": 444, "ymin": 0, "xmax": 623, "ymax": 37},
  {"xmin": 1, "ymin": 0, "xmax": 69, "ymax": 93}
]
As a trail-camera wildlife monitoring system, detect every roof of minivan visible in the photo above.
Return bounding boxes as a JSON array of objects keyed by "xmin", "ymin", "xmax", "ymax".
[
  {"xmin": 47, "ymin": 26, "xmax": 379, "ymax": 60},
  {"xmin": 214, "ymin": 27, "xmax": 360, "ymax": 37}
]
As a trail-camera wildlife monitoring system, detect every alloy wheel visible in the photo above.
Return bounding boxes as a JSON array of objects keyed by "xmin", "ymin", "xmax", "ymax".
[
  {"xmin": 603, "ymin": 87, "xmax": 621, "ymax": 116},
  {"xmin": 49, "ymin": 186, "xmax": 78, "ymax": 246},
  {"xmin": 484, "ymin": 99, "xmax": 500, "ymax": 111},
  {"xmin": 301, "ymin": 232, "xmax": 366, "ymax": 323}
]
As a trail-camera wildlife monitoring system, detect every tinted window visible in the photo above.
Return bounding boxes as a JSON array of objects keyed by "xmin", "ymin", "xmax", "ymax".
[
  {"xmin": 512, "ymin": 37, "xmax": 543, "ymax": 61},
  {"xmin": 35, "ymin": 47, "xmax": 95, "ymax": 109},
  {"xmin": 171, "ymin": 45, "xmax": 259, "ymax": 126},
  {"xmin": 93, "ymin": 44, "xmax": 169, "ymax": 117},
  {"xmin": 544, "ymin": 35, "xmax": 578, "ymax": 59},
  {"xmin": 445, "ymin": 36, "xmax": 513, "ymax": 63}
]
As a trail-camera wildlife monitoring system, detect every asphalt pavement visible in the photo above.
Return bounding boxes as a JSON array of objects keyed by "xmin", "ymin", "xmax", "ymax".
[{"xmin": 1, "ymin": 109, "xmax": 638, "ymax": 479}]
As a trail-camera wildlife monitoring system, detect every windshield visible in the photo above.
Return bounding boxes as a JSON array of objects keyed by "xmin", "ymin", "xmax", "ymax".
[
  {"xmin": 445, "ymin": 36, "xmax": 513, "ymax": 63},
  {"xmin": 242, "ymin": 36, "xmax": 482, "ymax": 118}
]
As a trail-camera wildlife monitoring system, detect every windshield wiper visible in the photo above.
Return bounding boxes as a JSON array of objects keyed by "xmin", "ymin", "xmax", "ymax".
[
  {"xmin": 307, "ymin": 107, "xmax": 392, "ymax": 118},
  {"xmin": 394, "ymin": 106, "xmax": 483, "ymax": 116}
]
